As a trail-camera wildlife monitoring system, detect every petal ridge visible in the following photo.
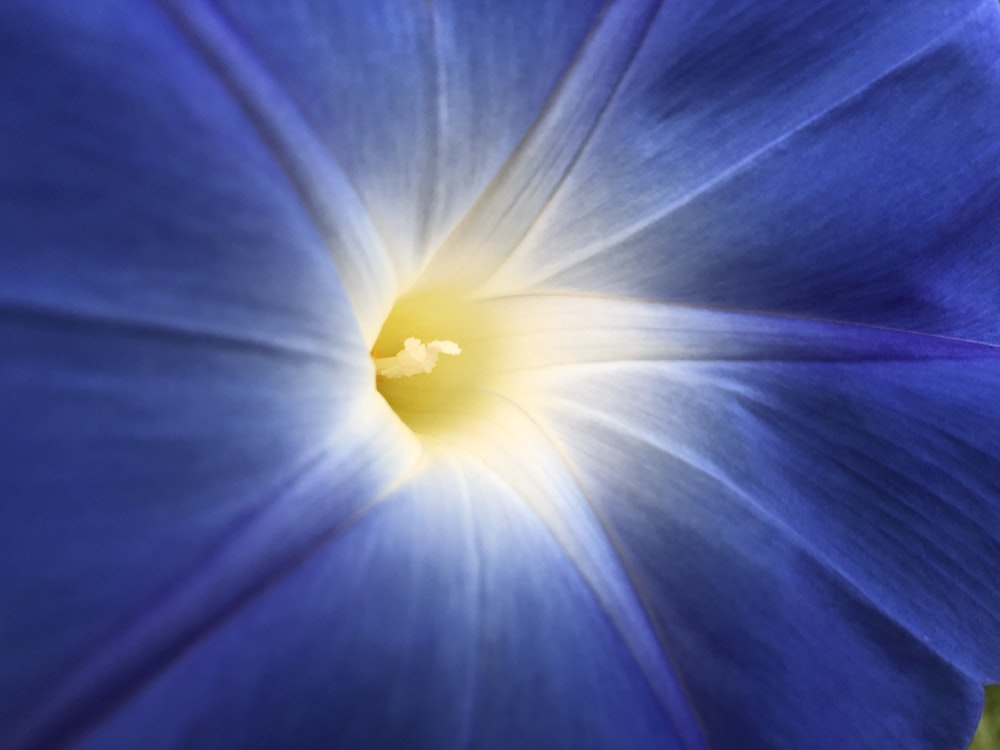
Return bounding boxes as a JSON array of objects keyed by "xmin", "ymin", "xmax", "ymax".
[
  {"xmin": 160, "ymin": 0, "xmax": 396, "ymax": 341},
  {"xmin": 5, "ymin": 437, "xmax": 423, "ymax": 750},
  {"xmin": 544, "ymin": 394, "xmax": 980, "ymax": 682},
  {"xmin": 418, "ymin": 0, "xmax": 663, "ymax": 286},
  {"xmin": 510, "ymin": 4, "xmax": 991, "ymax": 289},
  {"xmin": 452, "ymin": 464, "xmax": 483, "ymax": 750},
  {"xmin": 0, "ymin": 298, "xmax": 349, "ymax": 366},
  {"xmin": 483, "ymin": 295, "xmax": 1000, "ymax": 377},
  {"xmin": 454, "ymin": 389, "xmax": 708, "ymax": 748}
]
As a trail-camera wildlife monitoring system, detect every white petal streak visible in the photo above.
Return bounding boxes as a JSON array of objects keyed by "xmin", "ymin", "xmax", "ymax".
[
  {"xmin": 4, "ymin": 390, "xmax": 421, "ymax": 750},
  {"xmin": 419, "ymin": 0, "xmax": 662, "ymax": 287},
  {"xmin": 488, "ymin": 3, "xmax": 990, "ymax": 293},
  {"xmin": 525, "ymin": 361, "xmax": 964, "ymax": 655},
  {"xmin": 445, "ymin": 390, "xmax": 707, "ymax": 747},
  {"xmin": 522, "ymin": 353, "xmax": 1000, "ymax": 682},
  {"xmin": 482, "ymin": 294, "xmax": 1000, "ymax": 376},
  {"xmin": 162, "ymin": 0, "xmax": 396, "ymax": 342}
]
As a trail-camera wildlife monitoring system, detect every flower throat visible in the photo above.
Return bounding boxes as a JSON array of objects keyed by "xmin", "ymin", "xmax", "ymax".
[{"xmin": 371, "ymin": 286, "xmax": 502, "ymax": 439}]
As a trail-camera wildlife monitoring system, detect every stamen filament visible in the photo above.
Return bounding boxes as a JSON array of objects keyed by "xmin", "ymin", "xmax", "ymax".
[{"xmin": 375, "ymin": 337, "xmax": 462, "ymax": 379}]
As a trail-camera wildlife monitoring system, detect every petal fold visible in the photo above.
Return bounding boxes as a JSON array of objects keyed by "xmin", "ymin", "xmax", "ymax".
[
  {"xmin": 165, "ymin": 0, "xmax": 396, "ymax": 341},
  {"xmin": 484, "ymin": 294, "xmax": 1000, "ymax": 374},
  {"xmin": 422, "ymin": 0, "xmax": 662, "ymax": 286},
  {"xmin": 517, "ymin": 345, "xmax": 1000, "ymax": 747},
  {"xmin": 490, "ymin": 1, "xmax": 1000, "ymax": 344},
  {"xmin": 0, "ymin": 3, "xmax": 415, "ymax": 744},
  {"xmin": 75, "ymin": 457, "xmax": 696, "ymax": 750},
  {"xmin": 203, "ymin": 0, "xmax": 616, "ymax": 288}
]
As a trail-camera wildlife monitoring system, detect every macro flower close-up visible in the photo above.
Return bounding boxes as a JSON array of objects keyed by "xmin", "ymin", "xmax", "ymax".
[{"xmin": 2, "ymin": 1, "xmax": 1000, "ymax": 748}]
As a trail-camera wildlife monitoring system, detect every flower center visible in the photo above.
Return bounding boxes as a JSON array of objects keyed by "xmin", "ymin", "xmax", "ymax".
[{"xmin": 371, "ymin": 286, "xmax": 504, "ymax": 439}]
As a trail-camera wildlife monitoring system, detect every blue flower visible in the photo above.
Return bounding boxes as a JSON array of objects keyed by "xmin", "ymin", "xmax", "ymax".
[{"xmin": 2, "ymin": 1, "xmax": 999, "ymax": 749}]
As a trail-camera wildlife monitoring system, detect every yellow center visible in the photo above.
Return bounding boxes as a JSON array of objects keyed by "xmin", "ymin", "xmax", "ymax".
[{"xmin": 372, "ymin": 286, "xmax": 506, "ymax": 439}]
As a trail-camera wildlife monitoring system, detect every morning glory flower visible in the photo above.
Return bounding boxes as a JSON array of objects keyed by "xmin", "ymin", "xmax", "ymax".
[{"xmin": 2, "ymin": 0, "xmax": 999, "ymax": 748}]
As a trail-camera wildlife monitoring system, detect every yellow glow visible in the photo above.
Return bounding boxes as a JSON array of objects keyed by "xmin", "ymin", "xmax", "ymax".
[{"xmin": 372, "ymin": 286, "xmax": 509, "ymax": 439}]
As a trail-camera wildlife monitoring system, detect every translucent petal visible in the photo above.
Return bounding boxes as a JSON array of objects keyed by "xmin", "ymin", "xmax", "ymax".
[
  {"xmin": 514, "ymin": 326, "xmax": 1000, "ymax": 747},
  {"xmin": 481, "ymin": 293, "xmax": 999, "ymax": 373},
  {"xmin": 164, "ymin": 0, "xmax": 397, "ymax": 341},
  {"xmin": 420, "ymin": 0, "xmax": 662, "ymax": 286},
  {"xmin": 489, "ymin": 1, "xmax": 1000, "ymax": 345},
  {"xmin": 0, "ymin": 0, "xmax": 366, "ymax": 354},
  {"xmin": 74, "ymin": 457, "xmax": 697, "ymax": 750},
  {"xmin": 0, "ymin": 3, "xmax": 416, "ymax": 742},
  {"xmin": 203, "ymin": 0, "xmax": 613, "ymax": 286}
]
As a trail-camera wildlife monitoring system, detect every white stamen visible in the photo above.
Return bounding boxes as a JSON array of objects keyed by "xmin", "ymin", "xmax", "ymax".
[{"xmin": 374, "ymin": 337, "xmax": 462, "ymax": 378}]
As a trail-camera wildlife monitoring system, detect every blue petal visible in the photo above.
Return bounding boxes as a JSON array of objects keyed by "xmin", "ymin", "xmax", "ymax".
[
  {"xmin": 0, "ymin": 2, "xmax": 413, "ymax": 743},
  {"xmin": 422, "ymin": 0, "xmax": 661, "ymax": 285},
  {"xmin": 516, "ymin": 306, "xmax": 1000, "ymax": 748},
  {"xmin": 201, "ymin": 0, "xmax": 615, "ymax": 283},
  {"xmin": 71, "ymin": 459, "xmax": 693, "ymax": 750},
  {"xmin": 0, "ymin": 0, "xmax": 367, "ymax": 351},
  {"xmin": 6, "ymin": 1, "xmax": 998, "ymax": 748},
  {"xmin": 491, "ymin": 1, "xmax": 1000, "ymax": 343},
  {"xmin": 483, "ymin": 294, "xmax": 1000, "ymax": 371}
]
